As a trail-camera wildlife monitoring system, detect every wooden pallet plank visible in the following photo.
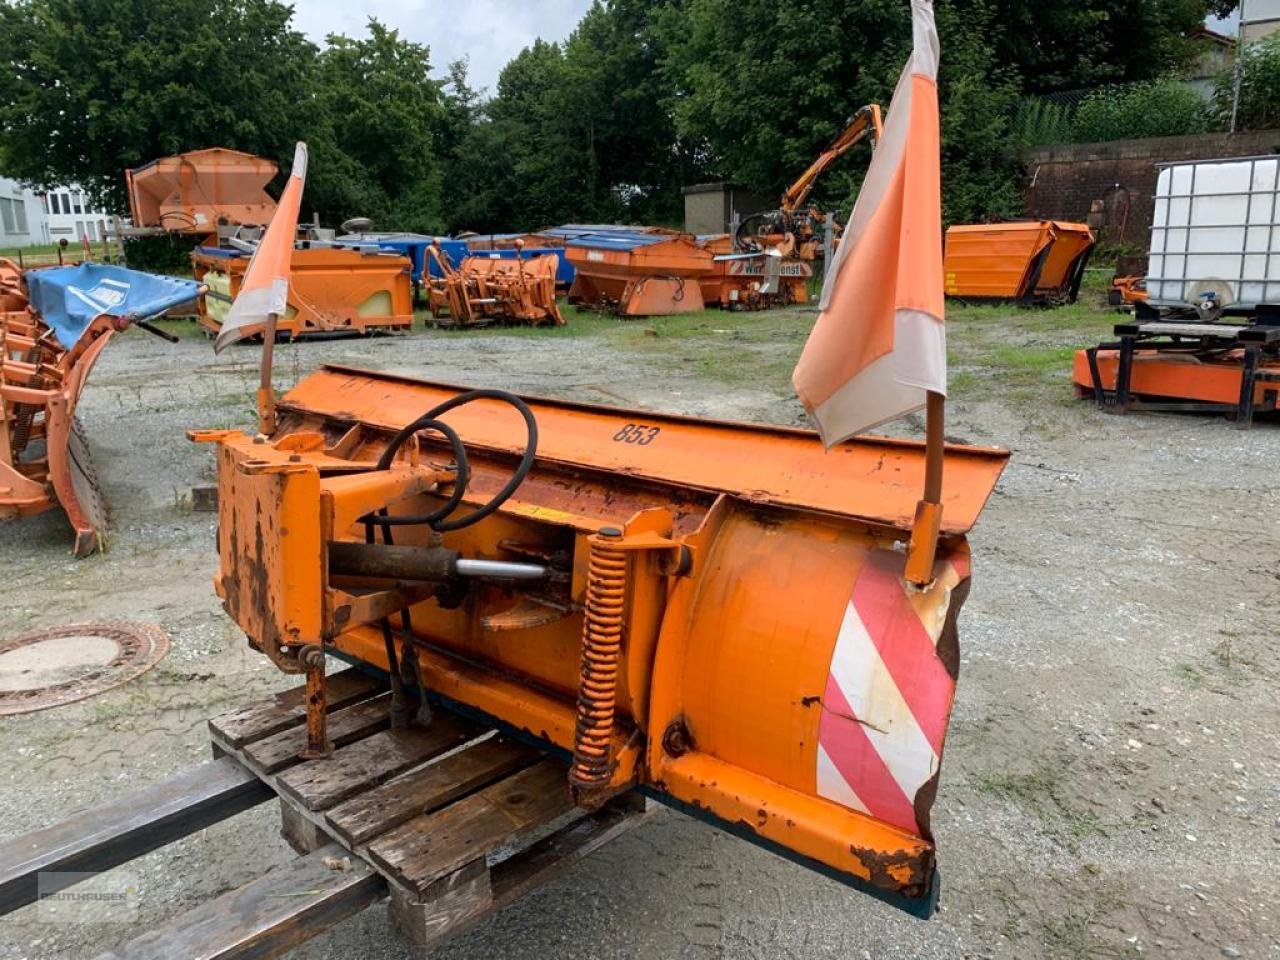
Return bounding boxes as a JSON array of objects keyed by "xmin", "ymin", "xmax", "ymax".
[
  {"xmin": 326, "ymin": 736, "xmax": 541, "ymax": 846},
  {"xmin": 276, "ymin": 714, "xmax": 478, "ymax": 813},
  {"xmin": 490, "ymin": 796, "xmax": 645, "ymax": 907},
  {"xmin": 90, "ymin": 843, "xmax": 385, "ymax": 960},
  {"xmin": 367, "ymin": 759, "xmax": 574, "ymax": 896},
  {"xmin": 0, "ymin": 758, "xmax": 271, "ymax": 917},
  {"xmin": 392, "ymin": 796, "xmax": 646, "ymax": 952},
  {"xmin": 242, "ymin": 693, "xmax": 392, "ymax": 775},
  {"xmin": 208, "ymin": 669, "xmax": 385, "ymax": 749}
]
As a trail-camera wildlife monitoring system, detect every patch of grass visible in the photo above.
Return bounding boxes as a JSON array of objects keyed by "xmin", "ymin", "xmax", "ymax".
[{"xmin": 974, "ymin": 750, "xmax": 1104, "ymax": 848}]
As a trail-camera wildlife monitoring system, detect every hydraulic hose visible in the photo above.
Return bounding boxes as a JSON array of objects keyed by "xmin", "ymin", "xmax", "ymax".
[{"xmin": 367, "ymin": 388, "xmax": 538, "ymax": 533}]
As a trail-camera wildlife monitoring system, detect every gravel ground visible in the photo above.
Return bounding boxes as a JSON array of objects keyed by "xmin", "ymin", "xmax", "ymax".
[{"xmin": 0, "ymin": 306, "xmax": 1277, "ymax": 960}]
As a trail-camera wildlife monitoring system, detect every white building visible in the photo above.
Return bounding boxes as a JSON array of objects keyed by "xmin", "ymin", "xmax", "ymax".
[
  {"xmin": 0, "ymin": 176, "xmax": 48, "ymax": 249},
  {"xmin": 42, "ymin": 185, "xmax": 110, "ymax": 244}
]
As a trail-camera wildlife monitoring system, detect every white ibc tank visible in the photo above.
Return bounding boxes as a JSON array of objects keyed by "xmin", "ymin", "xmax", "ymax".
[{"xmin": 1147, "ymin": 156, "xmax": 1280, "ymax": 311}]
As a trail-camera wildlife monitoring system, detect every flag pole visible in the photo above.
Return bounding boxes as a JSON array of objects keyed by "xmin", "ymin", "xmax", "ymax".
[
  {"xmin": 257, "ymin": 312, "xmax": 278, "ymax": 436},
  {"xmin": 904, "ymin": 390, "xmax": 944, "ymax": 587}
]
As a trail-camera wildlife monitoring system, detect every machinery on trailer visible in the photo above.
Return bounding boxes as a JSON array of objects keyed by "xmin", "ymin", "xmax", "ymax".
[
  {"xmin": 192, "ymin": 244, "xmax": 414, "ymax": 340},
  {"xmin": 1076, "ymin": 155, "xmax": 1280, "ymax": 425},
  {"xmin": 424, "ymin": 240, "xmax": 563, "ymax": 327},
  {"xmin": 120, "ymin": 148, "xmax": 279, "ymax": 243},
  {"xmin": 944, "ymin": 221, "xmax": 1095, "ymax": 303},
  {"xmin": 0, "ymin": 259, "xmax": 198, "ymax": 554}
]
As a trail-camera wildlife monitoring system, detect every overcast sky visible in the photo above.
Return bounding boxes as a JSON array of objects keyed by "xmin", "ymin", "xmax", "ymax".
[
  {"xmin": 285, "ymin": 2, "xmax": 1242, "ymax": 93},
  {"xmin": 289, "ymin": 0, "xmax": 594, "ymax": 93}
]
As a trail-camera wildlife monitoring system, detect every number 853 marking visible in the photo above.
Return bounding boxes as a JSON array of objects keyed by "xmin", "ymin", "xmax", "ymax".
[{"xmin": 612, "ymin": 423, "xmax": 661, "ymax": 445}]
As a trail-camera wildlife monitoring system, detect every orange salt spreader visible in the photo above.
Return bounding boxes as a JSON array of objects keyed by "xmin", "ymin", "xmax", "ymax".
[{"xmin": 192, "ymin": 358, "xmax": 1008, "ymax": 915}]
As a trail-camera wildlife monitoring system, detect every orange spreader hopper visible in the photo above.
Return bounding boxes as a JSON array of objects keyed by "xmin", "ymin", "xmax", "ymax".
[
  {"xmin": 944, "ymin": 221, "xmax": 1095, "ymax": 304},
  {"xmin": 191, "ymin": 246, "xmax": 414, "ymax": 340},
  {"xmin": 192, "ymin": 363, "xmax": 1008, "ymax": 915},
  {"xmin": 126, "ymin": 148, "xmax": 279, "ymax": 236},
  {"xmin": 567, "ymin": 232, "xmax": 713, "ymax": 316}
]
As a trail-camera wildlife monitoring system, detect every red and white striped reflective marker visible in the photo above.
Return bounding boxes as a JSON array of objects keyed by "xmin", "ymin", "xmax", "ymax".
[{"xmin": 816, "ymin": 548, "xmax": 968, "ymax": 836}]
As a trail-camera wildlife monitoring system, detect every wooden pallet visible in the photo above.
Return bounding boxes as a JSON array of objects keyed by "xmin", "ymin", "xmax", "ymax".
[{"xmin": 0, "ymin": 667, "xmax": 647, "ymax": 959}]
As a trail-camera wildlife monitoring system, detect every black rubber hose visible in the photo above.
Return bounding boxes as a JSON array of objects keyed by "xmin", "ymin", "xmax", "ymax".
[{"xmin": 370, "ymin": 389, "xmax": 538, "ymax": 533}]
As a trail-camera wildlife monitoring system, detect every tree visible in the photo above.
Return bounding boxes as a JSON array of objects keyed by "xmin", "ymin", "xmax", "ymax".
[
  {"xmin": 310, "ymin": 21, "xmax": 447, "ymax": 232},
  {"xmin": 0, "ymin": 0, "xmax": 315, "ymax": 212},
  {"xmin": 659, "ymin": 0, "xmax": 1024, "ymax": 225},
  {"xmin": 969, "ymin": 0, "xmax": 1222, "ymax": 94},
  {"xmin": 1215, "ymin": 32, "xmax": 1280, "ymax": 131}
]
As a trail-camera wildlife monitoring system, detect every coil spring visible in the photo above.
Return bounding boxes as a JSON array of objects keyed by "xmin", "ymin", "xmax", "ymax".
[
  {"xmin": 569, "ymin": 533, "xmax": 627, "ymax": 792},
  {"xmin": 10, "ymin": 344, "xmax": 46, "ymax": 454}
]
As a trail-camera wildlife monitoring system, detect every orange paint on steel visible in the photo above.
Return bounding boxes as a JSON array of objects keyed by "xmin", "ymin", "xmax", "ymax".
[
  {"xmin": 126, "ymin": 148, "xmax": 278, "ymax": 236},
  {"xmin": 944, "ymin": 221, "xmax": 1095, "ymax": 302},
  {"xmin": 191, "ymin": 246, "xmax": 414, "ymax": 340},
  {"xmin": 426, "ymin": 246, "xmax": 563, "ymax": 327},
  {"xmin": 195, "ymin": 364, "xmax": 1008, "ymax": 911},
  {"xmin": 566, "ymin": 233, "xmax": 713, "ymax": 316},
  {"xmin": 1073, "ymin": 347, "xmax": 1280, "ymax": 406},
  {"xmin": 0, "ymin": 260, "xmax": 116, "ymax": 555}
]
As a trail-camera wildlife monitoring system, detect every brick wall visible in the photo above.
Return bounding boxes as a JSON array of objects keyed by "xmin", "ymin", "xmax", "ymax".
[{"xmin": 1023, "ymin": 131, "xmax": 1280, "ymax": 253}]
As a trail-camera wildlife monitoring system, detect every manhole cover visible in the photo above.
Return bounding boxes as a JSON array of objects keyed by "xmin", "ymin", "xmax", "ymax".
[{"xmin": 0, "ymin": 621, "xmax": 170, "ymax": 716}]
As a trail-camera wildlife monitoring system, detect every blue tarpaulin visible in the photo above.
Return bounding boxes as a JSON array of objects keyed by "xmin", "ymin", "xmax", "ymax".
[{"xmin": 25, "ymin": 264, "xmax": 201, "ymax": 348}]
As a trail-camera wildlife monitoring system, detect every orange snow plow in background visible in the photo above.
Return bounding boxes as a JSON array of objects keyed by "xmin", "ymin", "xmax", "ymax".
[
  {"xmin": 192, "ymin": 366, "xmax": 1008, "ymax": 915},
  {"xmin": 425, "ymin": 241, "xmax": 563, "ymax": 327},
  {"xmin": 944, "ymin": 221, "xmax": 1095, "ymax": 304},
  {"xmin": 1, "ymin": 259, "xmax": 200, "ymax": 554},
  {"xmin": 191, "ymin": 245, "xmax": 414, "ymax": 340}
]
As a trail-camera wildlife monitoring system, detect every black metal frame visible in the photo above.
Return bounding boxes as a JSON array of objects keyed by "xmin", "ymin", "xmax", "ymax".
[{"xmin": 1083, "ymin": 308, "xmax": 1280, "ymax": 429}]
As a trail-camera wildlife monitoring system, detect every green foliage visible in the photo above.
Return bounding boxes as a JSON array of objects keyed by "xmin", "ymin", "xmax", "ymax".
[
  {"xmin": 658, "ymin": 0, "xmax": 1024, "ymax": 225},
  {"xmin": 0, "ymin": 0, "xmax": 1240, "ymax": 240},
  {"xmin": 1073, "ymin": 78, "xmax": 1210, "ymax": 142},
  {"xmin": 1215, "ymin": 33, "xmax": 1280, "ymax": 131},
  {"xmin": 0, "ymin": 1, "xmax": 447, "ymax": 231},
  {"xmin": 977, "ymin": 0, "xmax": 1214, "ymax": 94},
  {"xmin": 1010, "ymin": 99, "xmax": 1075, "ymax": 149},
  {"xmin": 309, "ymin": 21, "xmax": 446, "ymax": 231}
]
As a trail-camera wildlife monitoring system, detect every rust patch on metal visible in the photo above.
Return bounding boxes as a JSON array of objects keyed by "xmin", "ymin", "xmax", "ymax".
[
  {"xmin": 0, "ymin": 621, "xmax": 170, "ymax": 716},
  {"xmin": 849, "ymin": 843, "xmax": 934, "ymax": 898}
]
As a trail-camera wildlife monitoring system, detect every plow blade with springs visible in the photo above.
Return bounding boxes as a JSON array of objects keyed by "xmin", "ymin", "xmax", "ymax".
[
  {"xmin": 193, "ymin": 364, "xmax": 1007, "ymax": 915},
  {"xmin": 0, "ymin": 259, "xmax": 198, "ymax": 554},
  {"xmin": 425, "ymin": 243, "xmax": 563, "ymax": 327}
]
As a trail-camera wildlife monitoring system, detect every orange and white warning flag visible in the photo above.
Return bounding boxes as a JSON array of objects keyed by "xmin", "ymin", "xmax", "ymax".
[
  {"xmin": 792, "ymin": 0, "xmax": 946, "ymax": 445},
  {"xmin": 214, "ymin": 142, "xmax": 307, "ymax": 352}
]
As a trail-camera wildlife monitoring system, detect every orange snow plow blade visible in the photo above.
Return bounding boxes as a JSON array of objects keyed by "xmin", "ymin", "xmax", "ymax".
[
  {"xmin": 194, "ymin": 364, "xmax": 1008, "ymax": 915},
  {"xmin": 425, "ymin": 243, "xmax": 563, "ymax": 327},
  {"xmin": 1, "ymin": 259, "xmax": 199, "ymax": 554}
]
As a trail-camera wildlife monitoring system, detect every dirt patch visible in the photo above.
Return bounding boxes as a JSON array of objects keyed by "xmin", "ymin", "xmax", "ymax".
[{"xmin": 0, "ymin": 288, "xmax": 1277, "ymax": 959}]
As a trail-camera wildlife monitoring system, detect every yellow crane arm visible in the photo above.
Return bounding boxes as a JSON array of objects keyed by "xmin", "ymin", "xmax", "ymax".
[{"xmin": 779, "ymin": 104, "xmax": 883, "ymax": 213}]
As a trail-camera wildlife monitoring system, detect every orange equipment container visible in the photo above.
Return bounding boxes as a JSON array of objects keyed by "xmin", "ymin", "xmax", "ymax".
[
  {"xmin": 1073, "ymin": 315, "xmax": 1280, "ymax": 427},
  {"xmin": 192, "ymin": 363, "xmax": 1008, "ymax": 915},
  {"xmin": 425, "ymin": 243, "xmax": 563, "ymax": 327},
  {"xmin": 566, "ymin": 232, "xmax": 713, "ymax": 316},
  {"xmin": 944, "ymin": 221, "xmax": 1095, "ymax": 303},
  {"xmin": 191, "ymin": 245, "xmax": 413, "ymax": 340},
  {"xmin": 125, "ymin": 148, "xmax": 279, "ymax": 237},
  {"xmin": 1, "ymin": 259, "xmax": 198, "ymax": 554}
]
